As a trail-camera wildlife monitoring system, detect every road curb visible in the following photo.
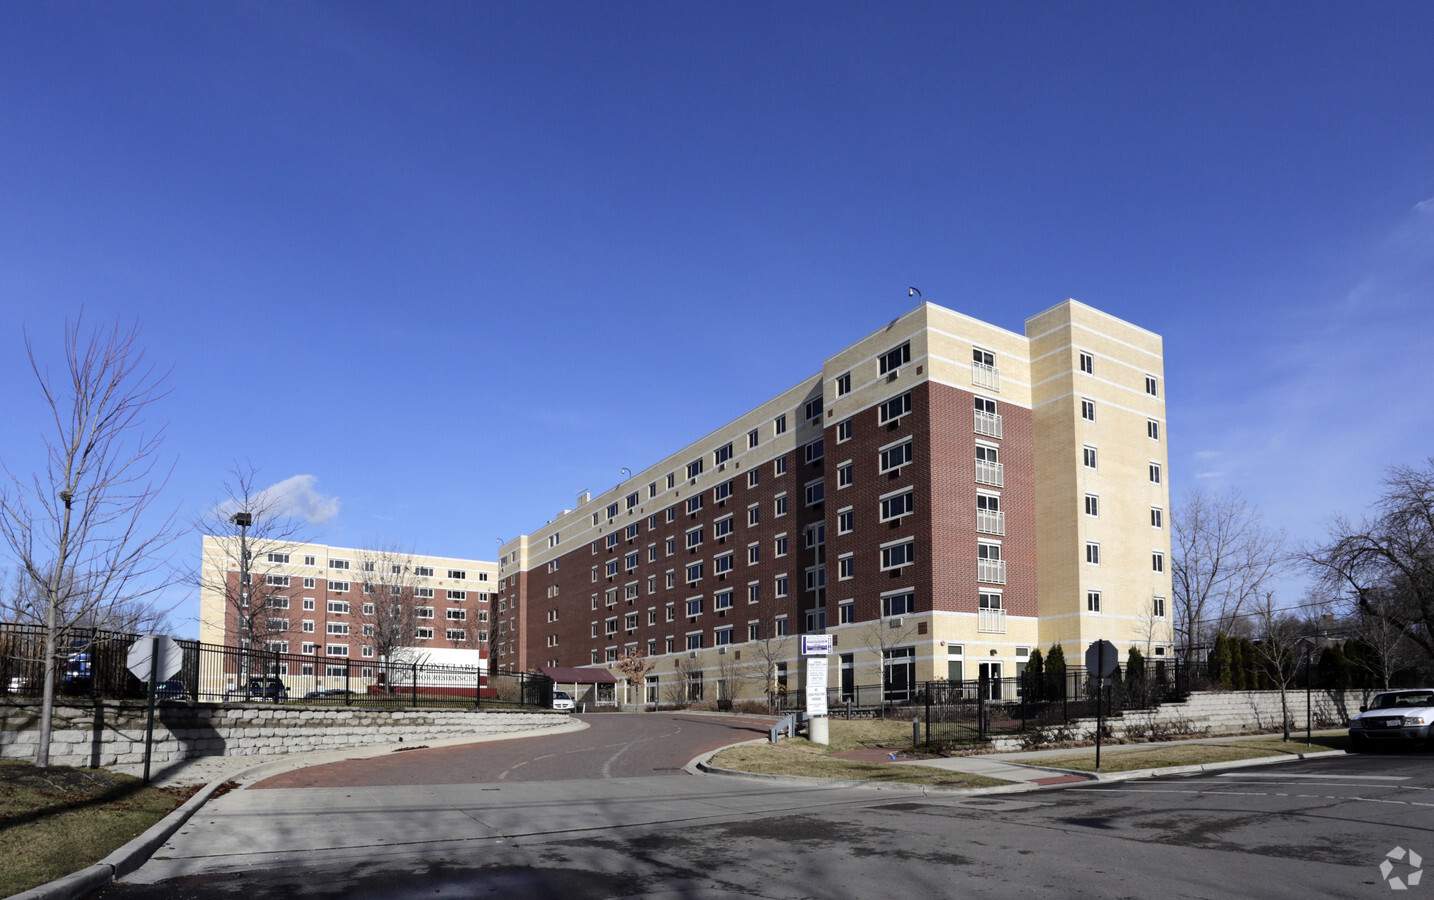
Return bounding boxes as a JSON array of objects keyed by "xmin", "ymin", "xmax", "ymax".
[{"xmin": 1085, "ymin": 748, "xmax": 1348, "ymax": 782}]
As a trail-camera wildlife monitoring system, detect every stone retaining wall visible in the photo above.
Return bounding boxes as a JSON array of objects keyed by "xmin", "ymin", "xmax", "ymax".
[{"xmin": 0, "ymin": 700, "xmax": 566, "ymax": 769}]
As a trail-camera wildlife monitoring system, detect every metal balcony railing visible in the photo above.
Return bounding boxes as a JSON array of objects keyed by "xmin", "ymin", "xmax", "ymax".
[
  {"xmin": 977, "ymin": 558, "xmax": 1007, "ymax": 584},
  {"xmin": 975, "ymin": 459, "xmax": 1004, "ymax": 487},
  {"xmin": 976, "ymin": 508, "xmax": 1005, "ymax": 535},
  {"xmin": 974, "ymin": 410, "xmax": 1003, "ymax": 439},
  {"xmin": 972, "ymin": 362, "xmax": 1000, "ymax": 391},
  {"xmin": 977, "ymin": 607, "xmax": 1007, "ymax": 633}
]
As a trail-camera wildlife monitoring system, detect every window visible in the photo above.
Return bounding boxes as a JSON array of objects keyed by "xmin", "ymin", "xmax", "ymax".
[
  {"xmin": 714, "ymin": 442, "xmax": 733, "ymax": 466},
  {"xmin": 607, "ymin": 532, "xmax": 620, "ymax": 549},
  {"xmin": 666, "ymin": 506, "xmax": 677, "ymax": 523},
  {"xmin": 266, "ymin": 619, "xmax": 289, "ymax": 634},
  {"xmin": 775, "ymin": 576, "xmax": 789, "ymax": 598},
  {"xmin": 626, "ymin": 523, "xmax": 640, "ymax": 540},
  {"xmin": 648, "ymin": 608, "xmax": 657, "ymax": 626},
  {"xmin": 328, "ymin": 600, "xmax": 349, "ymax": 614},
  {"xmin": 267, "ymin": 552, "xmax": 290, "ymax": 564},
  {"xmin": 880, "ymin": 342, "xmax": 910, "ymax": 375},
  {"xmin": 747, "ymin": 428, "xmax": 759, "ymax": 449},
  {"xmin": 1148, "ymin": 420, "xmax": 1160, "ymax": 441},
  {"xmin": 326, "ymin": 644, "xmax": 348, "ymax": 657},
  {"xmin": 837, "ymin": 462, "xmax": 852, "ymax": 488},
  {"xmin": 714, "ymin": 553, "xmax": 733, "ymax": 575},
  {"xmin": 447, "ymin": 629, "xmax": 467, "ymax": 642},
  {"xmin": 416, "ymin": 606, "xmax": 435, "ymax": 619},
  {"xmin": 774, "ymin": 456, "xmax": 787, "ymax": 476},
  {"xmin": 748, "ymin": 621, "xmax": 761, "ymax": 641},
  {"xmin": 327, "ymin": 622, "xmax": 349, "ymax": 635},
  {"xmin": 447, "ymin": 608, "xmax": 466, "ymax": 621},
  {"xmin": 625, "ymin": 551, "xmax": 639, "ymax": 570},
  {"xmin": 839, "ymin": 599, "xmax": 854, "ymax": 624},
  {"xmin": 1086, "ymin": 542, "xmax": 1101, "ymax": 565},
  {"xmin": 329, "ymin": 581, "xmax": 349, "ymax": 593},
  {"xmin": 303, "ymin": 597, "xmax": 315, "ymax": 610},
  {"xmin": 666, "ymin": 571, "xmax": 676, "ymax": 589},
  {"xmin": 414, "ymin": 566, "xmax": 433, "ymax": 577},
  {"xmin": 773, "ymin": 534, "xmax": 788, "ymax": 558},
  {"xmin": 1146, "ymin": 375, "xmax": 1159, "ymax": 396},
  {"xmin": 606, "ymin": 560, "xmax": 619, "ymax": 577},
  {"xmin": 667, "ymin": 473, "xmax": 676, "ymax": 489},
  {"xmin": 1151, "ymin": 507, "xmax": 1164, "ymax": 528},
  {"xmin": 686, "ymin": 562, "xmax": 703, "ymax": 583},
  {"xmin": 880, "ymin": 439, "xmax": 913, "ymax": 473},
  {"xmin": 748, "ymin": 543, "xmax": 760, "ymax": 564},
  {"xmin": 303, "ymin": 555, "xmax": 316, "ymax": 567},
  {"xmin": 979, "ymin": 591, "xmax": 1002, "ymax": 611},
  {"xmin": 837, "ymin": 507, "xmax": 853, "ymax": 534},
  {"xmin": 774, "ymin": 414, "xmax": 787, "ymax": 435},
  {"xmin": 881, "ymin": 539, "xmax": 915, "ymax": 570},
  {"xmin": 881, "ymin": 489, "xmax": 914, "ymax": 521},
  {"xmin": 1152, "ymin": 552, "xmax": 1165, "ymax": 573},
  {"xmin": 747, "ymin": 469, "xmax": 760, "ymax": 489},
  {"xmin": 804, "ymin": 523, "xmax": 825, "ymax": 548},
  {"xmin": 714, "ymin": 589, "xmax": 733, "ymax": 611},
  {"xmin": 648, "ymin": 482, "xmax": 658, "ymax": 499},
  {"xmin": 837, "ymin": 419, "xmax": 852, "ymax": 443},
  {"xmin": 330, "ymin": 559, "xmax": 350, "ymax": 571},
  {"xmin": 606, "ymin": 618, "xmax": 618, "ymax": 636},
  {"xmin": 666, "ymin": 602, "xmax": 676, "ymax": 622},
  {"xmin": 804, "ymin": 479, "xmax": 824, "ymax": 506},
  {"xmin": 448, "ymin": 590, "xmax": 466, "ymax": 601},
  {"xmin": 1149, "ymin": 462, "xmax": 1162, "ymax": 484},
  {"xmin": 882, "ymin": 591, "xmax": 914, "ymax": 617},
  {"xmin": 805, "ymin": 397, "xmax": 823, "ymax": 421},
  {"xmin": 879, "ymin": 392, "xmax": 912, "ymax": 423},
  {"xmin": 665, "ymin": 537, "xmax": 675, "ymax": 556},
  {"xmin": 302, "ymin": 577, "xmax": 315, "ymax": 589},
  {"xmin": 747, "ymin": 504, "xmax": 760, "ymax": 526},
  {"xmin": 648, "ymin": 545, "xmax": 657, "ymax": 563},
  {"xmin": 1081, "ymin": 398, "xmax": 1096, "ymax": 422},
  {"xmin": 625, "ymin": 612, "xmax": 639, "ymax": 630},
  {"xmin": 1084, "ymin": 494, "xmax": 1099, "ymax": 517},
  {"xmin": 715, "ymin": 627, "xmax": 733, "ymax": 646},
  {"xmin": 1087, "ymin": 590, "xmax": 1102, "ymax": 613},
  {"xmin": 747, "ymin": 583, "xmax": 760, "ymax": 604},
  {"xmin": 301, "ymin": 641, "xmax": 316, "ymax": 654},
  {"xmin": 686, "ymin": 458, "xmax": 703, "ymax": 480},
  {"xmin": 266, "ymin": 595, "xmax": 289, "ymax": 609},
  {"xmin": 686, "ymin": 527, "xmax": 703, "ymax": 549},
  {"xmin": 1083, "ymin": 446, "xmax": 1098, "ymax": 469},
  {"xmin": 805, "ymin": 438, "xmax": 824, "ymax": 463},
  {"xmin": 715, "ymin": 516, "xmax": 733, "ymax": 539},
  {"xmin": 838, "ymin": 555, "xmax": 854, "ymax": 580},
  {"xmin": 775, "ymin": 494, "xmax": 788, "ymax": 516},
  {"xmin": 686, "ymin": 632, "xmax": 703, "ymax": 650},
  {"xmin": 302, "ymin": 620, "xmax": 314, "ymax": 633},
  {"xmin": 774, "ymin": 615, "xmax": 788, "ymax": 636},
  {"xmin": 447, "ymin": 569, "xmax": 467, "ymax": 581},
  {"xmin": 1079, "ymin": 351, "xmax": 1093, "ymax": 374},
  {"xmin": 805, "ymin": 566, "xmax": 825, "ymax": 592},
  {"xmin": 686, "ymin": 495, "xmax": 704, "ymax": 515},
  {"xmin": 714, "ymin": 480, "xmax": 732, "ymax": 502},
  {"xmin": 836, "ymin": 372, "xmax": 851, "ymax": 396},
  {"xmin": 1153, "ymin": 595, "xmax": 1167, "ymax": 618},
  {"xmin": 648, "ymin": 574, "xmax": 656, "ymax": 594}
]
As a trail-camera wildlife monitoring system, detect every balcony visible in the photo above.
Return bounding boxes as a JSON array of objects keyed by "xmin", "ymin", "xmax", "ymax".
[
  {"xmin": 977, "ymin": 558, "xmax": 1007, "ymax": 584},
  {"xmin": 978, "ymin": 607, "xmax": 1007, "ymax": 633},
  {"xmin": 975, "ymin": 459, "xmax": 1005, "ymax": 487},
  {"xmin": 976, "ymin": 508, "xmax": 1005, "ymax": 536},
  {"xmin": 974, "ymin": 410, "xmax": 1003, "ymax": 439},
  {"xmin": 972, "ymin": 361, "xmax": 1001, "ymax": 391}
]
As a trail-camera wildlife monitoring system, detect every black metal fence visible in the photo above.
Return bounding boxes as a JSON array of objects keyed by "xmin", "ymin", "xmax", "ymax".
[{"xmin": 0, "ymin": 622, "xmax": 550, "ymax": 709}]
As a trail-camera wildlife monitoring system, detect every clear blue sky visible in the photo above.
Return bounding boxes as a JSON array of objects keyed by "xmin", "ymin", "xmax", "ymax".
[{"xmin": 2, "ymin": 2, "xmax": 1432, "ymax": 635}]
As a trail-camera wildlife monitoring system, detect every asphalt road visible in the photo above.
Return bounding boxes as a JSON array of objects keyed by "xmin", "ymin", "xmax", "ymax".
[{"xmin": 101, "ymin": 717, "xmax": 1434, "ymax": 899}]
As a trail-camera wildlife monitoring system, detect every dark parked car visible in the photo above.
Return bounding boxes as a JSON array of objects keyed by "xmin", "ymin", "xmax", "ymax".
[
  {"xmin": 1349, "ymin": 689, "xmax": 1434, "ymax": 750},
  {"xmin": 154, "ymin": 679, "xmax": 190, "ymax": 701},
  {"xmin": 225, "ymin": 677, "xmax": 289, "ymax": 702}
]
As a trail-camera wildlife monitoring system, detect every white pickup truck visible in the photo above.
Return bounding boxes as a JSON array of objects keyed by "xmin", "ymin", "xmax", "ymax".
[{"xmin": 1348, "ymin": 689, "xmax": 1434, "ymax": 750}]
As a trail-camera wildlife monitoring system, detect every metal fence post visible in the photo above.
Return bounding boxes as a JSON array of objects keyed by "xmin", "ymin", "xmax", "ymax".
[
  {"xmin": 344, "ymin": 658, "xmax": 352, "ymax": 703},
  {"xmin": 411, "ymin": 660, "xmax": 419, "ymax": 707},
  {"xmin": 977, "ymin": 674, "xmax": 987, "ymax": 740}
]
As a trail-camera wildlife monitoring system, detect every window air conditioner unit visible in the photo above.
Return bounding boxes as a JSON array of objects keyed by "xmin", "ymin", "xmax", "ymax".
[
  {"xmin": 689, "ymin": 651, "xmax": 697, "ymax": 660},
  {"xmin": 888, "ymin": 370, "xmax": 900, "ymax": 382},
  {"xmin": 718, "ymin": 647, "xmax": 727, "ymax": 655},
  {"xmin": 889, "ymin": 617, "xmax": 904, "ymax": 628}
]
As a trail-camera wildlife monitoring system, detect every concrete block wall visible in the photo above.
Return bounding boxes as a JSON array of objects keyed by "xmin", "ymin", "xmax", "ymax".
[{"xmin": 0, "ymin": 700, "xmax": 567, "ymax": 769}]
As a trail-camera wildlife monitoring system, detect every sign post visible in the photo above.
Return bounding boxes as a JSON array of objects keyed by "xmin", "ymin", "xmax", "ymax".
[
  {"xmin": 1084, "ymin": 640, "xmax": 1119, "ymax": 772},
  {"xmin": 802, "ymin": 635, "xmax": 832, "ymax": 745},
  {"xmin": 127, "ymin": 636, "xmax": 182, "ymax": 783}
]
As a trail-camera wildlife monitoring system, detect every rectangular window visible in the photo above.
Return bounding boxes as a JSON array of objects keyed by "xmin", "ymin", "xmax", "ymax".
[
  {"xmin": 714, "ymin": 516, "xmax": 733, "ymax": 538},
  {"xmin": 328, "ymin": 581, "xmax": 349, "ymax": 593},
  {"xmin": 774, "ymin": 456, "xmax": 787, "ymax": 476},
  {"xmin": 775, "ymin": 575, "xmax": 789, "ymax": 598},
  {"xmin": 625, "ymin": 612, "xmax": 639, "ymax": 630},
  {"xmin": 1150, "ymin": 462, "xmax": 1162, "ymax": 484},
  {"xmin": 880, "ymin": 489, "xmax": 914, "ymax": 521},
  {"xmin": 879, "ymin": 392, "xmax": 912, "ymax": 423},
  {"xmin": 747, "ymin": 469, "xmax": 760, "ymax": 489},
  {"xmin": 649, "ymin": 482, "xmax": 658, "ymax": 499},
  {"xmin": 748, "ymin": 621, "xmax": 760, "ymax": 641},
  {"xmin": 837, "ymin": 419, "xmax": 852, "ymax": 443},
  {"xmin": 686, "ymin": 562, "xmax": 703, "ymax": 583},
  {"xmin": 687, "ymin": 458, "xmax": 704, "ymax": 480},
  {"xmin": 606, "ymin": 618, "xmax": 619, "ymax": 636},
  {"xmin": 979, "ymin": 591, "xmax": 1002, "ymax": 610},
  {"xmin": 747, "ymin": 504, "xmax": 760, "ymax": 526},
  {"xmin": 1083, "ymin": 446, "xmax": 1098, "ymax": 469},
  {"xmin": 414, "ymin": 566, "xmax": 433, "ymax": 577},
  {"xmin": 774, "ymin": 414, "xmax": 787, "ymax": 435},
  {"xmin": 415, "ymin": 606, "xmax": 435, "ymax": 619},
  {"xmin": 747, "ymin": 428, "xmax": 759, "ymax": 449},
  {"xmin": 774, "ymin": 534, "xmax": 788, "ymax": 557},
  {"xmin": 326, "ymin": 644, "xmax": 349, "ymax": 657},
  {"xmin": 1146, "ymin": 375, "xmax": 1159, "ymax": 396},
  {"xmin": 607, "ymin": 502, "xmax": 620, "ymax": 520},
  {"xmin": 804, "ymin": 438, "xmax": 824, "ymax": 463},
  {"xmin": 448, "ymin": 590, "xmax": 466, "ymax": 601},
  {"xmin": 301, "ymin": 641, "xmax": 316, "ymax": 654},
  {"xmin": 686, "ymin": 632, "xmax": 703, "ymax": 650},
  {"xmin": 882, "ymin": 591, "xmax": 914, "ymax": 617},
  {"xmin": 327, "ymin": 622, "xmax": 349, "ymax": 635},
  {"xmin": 747, "ymin": 582, "xmax": 761, "ymax": 604},
  {"xmin": 626, "ymin": 523, "xmax": 640, "ymax": 540},
  {"xmin": 804, "ymin": 523, "xmax": 824, "ymax": 548},
  {"xmin": 714, "ymin": 480, "xmax": 732, "ymax": 502},
  {"xmin": 666, "ymin": 602, "xmax": 676, "ymax": 622},
  {"xmin": 1086, "ymin": 543, "xmax": 1101, "ymax": 565},
  {"xmin": 714, "ymin": 589, "xmax": 733, "ymax": 611},
  {"xmin": 302, "ymin": 577, "xmax": 315, "ymax": 589},
  {"xmin": 805, "ymin": 566, "xmax": 825, "ymax": 592},
  {"xmin": 838, "ymin": 555, "xmax": 854, "ymax": 580},
  {"xmin": 302, "ymin": 620, "xmax": 314, "ymax": 633},
  {"xmin": 648, "ymin": 608, "xmax": 657, "ymax": 626},
  {"xmin": 714, "ymin": 553, "xmax": 733, "ymax": 575},
  {"xmin": 839, "ymin": 600, "xmax": 854, "ymax": 624},
  {"xmin": 1151, "ymin": 507, "xmax": 1164, "ymax": 528},
  {"xmin": 303, "ymin": 597, "xmax": 315, "ymax": 610},
  {"xmin": 687, "ymin": 495, "xmax": 704, "ymax": 514},
  {"xmin": 328, "ymin": 600, "xmax": 349, "ymax": 614},
  {"xmin": 880, "ymin": 342, "xmax": 911, "ymax": 375},
  {"xmin": 1079, "ymin": 351, "xmax": 1093, "ymax": 374},
  {"xmin": 606, "ymin": 560, "xmax": 619, "ymax": 577},
  {"xmin": 625, "ymin": 551, "xmax": 639, "ymax": 570},
  {"xmin": 881, "ymin": 540, "xmax": 915, "ymax": 570},
  {"xmin": 303, "ymin": 555, "xmax": 316, "ymax": 567},
  {"xmin": 666, "ymin": 537, "xmax": 675, "ymax": 556},
  {"xmin": 1087, "ymin": 590, "xmax": 1102, "ymax": 613},
  {"xmin": 804, "ymin": 479, "xmax": 824, "ymax": 506},
  {"xmin": 666, "ymin": 571, "xmax": 676, "ymax": 589},
  {"xmin": 265, "ymin": 574, "xmax": 290, "ymax": 587},
  {"xmin": 1153, "ymin": 595, "xmax": 1167, "ymax": 618},
  {"xmin": 1152, "ymin": 551, "xmax": 1165, "ymax": 573},
  {"xmin": 648, "ymin": 545, "xmax": 658, "ymax": 563},
  {"xmin": 837, "ymin": 507, "xmax": 853, "ymax": 534},
  {"xmin": 774, "ymin": 615, "xmax": 788, "ymax": 636},
  {"xmin": 1084, "ymin": 494, "xmax": 1099, "ymax": 517},
  {"xmin": 836, "ymin": 372, "xmax": 851, "ymax": 396},
  {"xmin": 837, "ymin": 461, "xmax": 852, "ymax": 488},
  {"xmin": 880, "ymin": 439, "xmax": 913, "ymax": 473},
  {"xmin": 447, "ymin": 629, "xmax": 466, "ymax": 642},
  {"xmin": 805, "ymin": 397, "xmax": 823, "ymax": 421},
  {"xmin": 1081, "ymin": 398, "xmax": 1096, "ymax": 422},
  {"xmin": 714, "ymin": 627, "xmax": 732, "ymax": 646},
  {"xmin": 714, "ymin": 442, "xmax": 733, "ymax": 465},
  {"xmin": 330, "ymin": 559, "xmax": 350, "ymax": 571},
  {"xmin": 1148, "ymin": 420, "xmax": 1160, "ymax": 441},
  {"xmin": 748, "ymin": 543, "xmax": 759, "ymax": 564},
  {"xmin": 607, "ymin": 533, "xmax": 620, "ymax": 549},
  {"xmin": 686, "ymin": 527, "xmax": 703, "ymax": 549},
  {"xmin": 447, "ymin": 569, "xmax": 467, "ymax": 580},
  {"xmin": 774, "ymin": 494, "xmax": 788, "ymax": 516},
  {"xmin": 446, "ymin": 608, "xmax": 467, "ymax": 621}
]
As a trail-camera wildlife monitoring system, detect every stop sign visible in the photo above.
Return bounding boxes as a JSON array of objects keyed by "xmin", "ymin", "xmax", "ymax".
[
  {"xmin": 127, "ymin": 635, "xmax": 182, "ymax": 683},
  {"xmin": 1085, "ymin": 640, "xmax": 1119, "ymax": 677}
]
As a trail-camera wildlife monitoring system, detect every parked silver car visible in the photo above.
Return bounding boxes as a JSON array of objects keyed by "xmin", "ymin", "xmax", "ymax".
[{"xmin": 1348, "ymin": 689, "xmax": 1434, "ymax": 750}]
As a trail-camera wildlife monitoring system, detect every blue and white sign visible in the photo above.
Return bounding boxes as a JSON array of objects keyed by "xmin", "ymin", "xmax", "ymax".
[{"xmin": 801, "ymin": 635, "xmax": 833, "ymax": 656}]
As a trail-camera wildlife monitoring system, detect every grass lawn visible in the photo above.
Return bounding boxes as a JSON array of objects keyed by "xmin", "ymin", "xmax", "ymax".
[
  {"xmin": 1006, "ymin": 733, "xmax": 1350, "ymax": 773},
  {"xmin": 0, "ymin": 759, "xmax": 193, "ymax": 897},
  {"xmin": 709, "ymin": 719, "xmax": 1010, "ymax": 789}
]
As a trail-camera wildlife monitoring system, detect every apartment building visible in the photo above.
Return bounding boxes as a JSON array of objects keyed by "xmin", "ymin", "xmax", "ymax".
[
  {"xmin": 494, "ymin": 299, "xmax": 1174, "ymax": 701},
  {"xmin": 198, "ymin": 539, "xmax": 496, "ymax": 689}
]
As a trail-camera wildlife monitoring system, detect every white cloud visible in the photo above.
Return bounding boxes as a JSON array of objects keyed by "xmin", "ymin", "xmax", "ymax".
[
  {"xmin": 1414, "ymin": 195, "xmax": 1434, "ymax": 215},
  {"xmin": 253, "ymin": 475, "xmax": 340, "ymax": 526}
]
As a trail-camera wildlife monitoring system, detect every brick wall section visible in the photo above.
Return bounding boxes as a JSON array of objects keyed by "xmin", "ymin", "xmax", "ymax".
[{"xmin": 0, "ymin": 700, "xmax": 566, "ymax": 769}]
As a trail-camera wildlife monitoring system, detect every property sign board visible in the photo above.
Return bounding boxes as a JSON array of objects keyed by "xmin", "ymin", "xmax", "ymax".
[
  {"xmin": 805, "ymin": 657, "xmax": 829, "ymax": 717},
  {"xmin": 801, "ymin": 635, "xmax": 833, "ymax": 656}
]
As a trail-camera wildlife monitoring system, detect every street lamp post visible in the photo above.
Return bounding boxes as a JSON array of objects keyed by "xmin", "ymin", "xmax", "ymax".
[{"xmin": 231, "ymin": 511, "xmax": 252, "ymax": 693}]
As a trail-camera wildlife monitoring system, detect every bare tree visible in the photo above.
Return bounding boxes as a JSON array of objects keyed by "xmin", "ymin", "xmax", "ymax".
[
  {"xmin": 1341, "ymin": 585, "xmax": 1419, "ymax": 690},
  {"xmin": 1246, "ymin": 593, "xmax": 1306, "ymax": 740},
  {"xmin": 195, "ymin": 464, "xmax": 311, "ymax": 655},
  {"xmin": 351, "ymin": 545, "xmax": 424, "ymax": 691},
  {"xmin": 614, "ymin": 646, "xmax": 655, "ymax": 708},
  {"xmin": 1172, "ymin": 488, "xmax": 1286, "ymax": 658},
  {"xmin": 743, "ymin": 633, "xmax": 792, "ymax": 711},
  {"xmin": 0, "ymin": 319, "xmax": 177, "ymax": 767},
  {"xmin": 1303, "ymin": 460, "xmax": 1434, "ymax": 667},
  {"xmin": 857, "ymin": 617, "xmax": 919, "ymax": 719},
  {"xmin": 715, "ymin": 648, "xmax": 741, "ymax": 704}
]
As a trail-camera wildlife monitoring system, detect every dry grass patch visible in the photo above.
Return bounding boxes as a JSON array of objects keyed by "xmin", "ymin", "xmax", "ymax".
[
  {"xmin": 1008, "ymin": 734, "xmax": 1347, "ymax": 773},
  {"xmin": 711, "ymin": 738, "xmax": 1009, "ymax": 788},
  {"xmin": 0, "ymin": 759, "xmax": 191, "ymax": 897}
]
